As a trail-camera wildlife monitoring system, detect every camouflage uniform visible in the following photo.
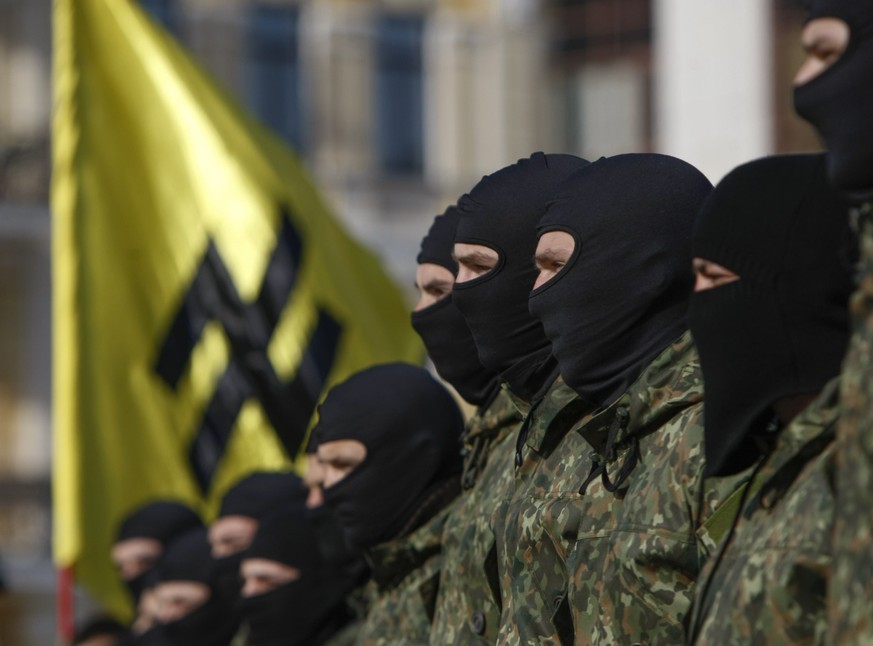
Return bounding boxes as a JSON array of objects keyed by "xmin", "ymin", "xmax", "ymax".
[
  {"xmin": 830, "ymin": 202, "xmax": 873, "ymax": 644},
  {"xmin": 490, "ymin": 374, "xmax": 591, "ymax": 645},
  {"xmin": 323, "ymin": 585, "xmax": 372, "ymax": 646},
  {"xmin": 430, "ymin": 389, "xmax": 523, "ymax": 645},
  {"xmin": 688, "ymin": 377, "xmax": 840, "ymax": 645},
  {"xmin": 357, "ymin": 499, "xmax": 457, "ymax": 646},
  {"xmin": 497, "ymin": 332, "xmax": 747, "ymax": 645}
]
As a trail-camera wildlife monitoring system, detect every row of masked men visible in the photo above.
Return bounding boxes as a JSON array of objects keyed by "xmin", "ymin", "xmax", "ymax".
[{"xmin": 76, "ymin": 2, "xmax": 873, "ymax": 643}]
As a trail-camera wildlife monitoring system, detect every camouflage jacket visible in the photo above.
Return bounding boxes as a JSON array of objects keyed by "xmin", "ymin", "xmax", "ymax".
[
  {"xmin": 496, "ymin": 332, "xmax": 747, "ymax": 646},
  {"xmin": 830, "ymin": 201, "xmax": 873, "ymax": 644},
  {"xmin": 430, "ymin": 389, "xmax": 523, "ymax": 645},
  {"xmin": 689, "ymin": 377, "xmax": 840, "ymax": 645},
  {"xmin": 357, "ymin": 499, "xmax": 457, "ymax": 646},
  {"xmin": 493, "ymin": 375, "xmax": 594, "ymax": 645}
]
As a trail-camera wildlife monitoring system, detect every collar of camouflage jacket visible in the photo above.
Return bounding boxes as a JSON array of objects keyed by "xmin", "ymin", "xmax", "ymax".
[
  {"xmin": 461, "ymin": 388, "xmax": 523, "ymax": 489},
  {"xmin": 752, "ymin": 375, "xmax": 841, "ymax": 511},
  {"xmin": 522, "ymin": 376, "xmax": 593, "ymax": 455},
  {"xmin": 464, "ymin": 387, "xmax": 523, "ymax": 444},
  {"xmin": 575, "ymin": 330, "xmax": 703, "ymax": 458},
  {"xmin": 502, "ymin": 381, "xmax": 533, "ymax": 418},
  {"xmin": 365, "ymin": 493, "xmax": 458, "ymax": 592}
]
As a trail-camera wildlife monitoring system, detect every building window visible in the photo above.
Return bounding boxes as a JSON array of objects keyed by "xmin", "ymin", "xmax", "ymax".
[
  {"xmin": 246, "ymin": 5, "xmax": 305, "ymax": 153},
  {"xmin": 549, "ymin": 0, "xmax": 651, "ymax": 60},
  {"xmin": 375, "ymin": 14, "xmax": 424, "ymax": 176},
  {"xmin": 139, "ymin": 0, "xmax": 182, "ymax": 37}
]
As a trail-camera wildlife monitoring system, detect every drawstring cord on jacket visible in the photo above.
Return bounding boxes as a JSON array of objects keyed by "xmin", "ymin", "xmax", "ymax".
[{"xmin": 579, "ymin": 406, "xmax": 636, "ymax": 495}]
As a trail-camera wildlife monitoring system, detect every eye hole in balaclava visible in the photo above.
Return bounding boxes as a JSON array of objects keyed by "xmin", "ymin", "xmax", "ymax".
[
  {"xmin": 528, "ymin": 153, "xmax": 713, "ymax": 409},
  {"xmin": 452, "ymin": 152, "xmax": 590, "ymax": 401},
  {"xmin": 794, "ymin": 1, "xmax": 873, "ymax": 194},
  {"xmin": 314, "ymin": 362, "xmax": 464, "ymax": 550},
  {"xmin": 411, "ymin": 206, "xmax": 502, "ymax": 409},
  {"xmin": 688, "ymin": 153, "xmax": 855, "ymax": 476}
]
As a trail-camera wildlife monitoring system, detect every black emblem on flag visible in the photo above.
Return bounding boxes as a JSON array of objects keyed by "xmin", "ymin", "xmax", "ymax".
[{"xmin": 155, "ymin": 208, "xmax": 342, "ymax": 492}]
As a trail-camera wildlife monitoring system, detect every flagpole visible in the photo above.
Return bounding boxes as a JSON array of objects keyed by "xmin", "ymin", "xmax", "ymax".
[{"xmin": 57, "ymin": 566, "xmax": 74, "ymax": 641}]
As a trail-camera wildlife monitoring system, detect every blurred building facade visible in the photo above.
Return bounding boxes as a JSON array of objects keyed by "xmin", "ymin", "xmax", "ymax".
[{"xmin": 0, "ymin": 0, "xmax": 819, "ymax": 635}]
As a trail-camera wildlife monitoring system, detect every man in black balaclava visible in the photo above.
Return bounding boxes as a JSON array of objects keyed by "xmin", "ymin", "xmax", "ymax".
[
  {"xmin": 302, "ymin": 435, "xmax": 371, "ymax": 637},
  {"xmin": 313, "ymin": 362, "xmax": 463, "ymax": 643},
  {"xmin": 685, "ymin": 153, "xmax": 853, "ymax": 643},
  {"xmin": 451, "ymin": 152, "xmax": 599, "ymax": 643},
  {"xmin": 302, "ymin": 437, "xmax": 367, "ymax": 578},
  {"xmin": 453, "ymin": 153, "xmax": 587, "ymax": 404},
  {"xmin": 112, "ymin": 501, "xmax": 202, "ymax": 607},
  {"xmin": 151, "ymin": 527, "xmax": 240, "ymax": 646},
  {"xmin": 413, "ymin": 206, "xmax": 502, "ymax": 410},
  {"xmin": 208, "ymin": 471, "xmax": 307, "ymax": 602},
  {"xmin": 521, "ymin": 153, "xmax": 745, "ymax": 645},
  {"xmin": 794, "ymin": 4, "xmax": 873, "ymax": 641},
  {"xmin": 238, "ymin": 508, "xmax": 356, "ymax": 646},
  {"xmin": 412, "ymin": 206, "xmax": 522, "ymax": 643},
  {"xmin": 794, "ymin": 1, "xmax": 873, "ymax": 196},
  {"xmin": 113, "ymin": 501, "xmax": 201, "ymax": 638}
]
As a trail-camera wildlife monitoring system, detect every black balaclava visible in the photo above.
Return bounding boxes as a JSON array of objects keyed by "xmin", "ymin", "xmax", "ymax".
[
  {"xmin": 314, "ymin": 362, "xmax": 464, "ymax": 549},
  {"xmin": 529, "ymin": 153, "xmax": 712, "ymax": 408},
  {"xmin": 217, "ymin": 472, "xmax": 308, "ymax": 519},
  {"xmin": 303, "ymin": 434, "xmax": 369, "ymax": 583},
  {"xmin": 239, "ymin": 509, "xmax": 352, "ymax": 646},
  {"xmin": 115, "ymin": 501, "xmax": 202, "ymax": 605},
  {"xmin": 688, "ymin": 153, "xmax": 854, "ymax": 476},
  {"xmin": 411, "ymin": 205, "xmax": 501, "ymax": 408},
  {"xmin": 794, "ymin": 1, "xmax": 873, "ymax": 195},
  {"xmin": 156, "ymin": 528, "xmax": 240, "ymax": 646},
  {"xmin": 213, "ymin": 471, "xmax": 308, "ymax": 601},
  {"xmin": 453, "ymin": 152, "xmax": 590, "ymax": 401}
]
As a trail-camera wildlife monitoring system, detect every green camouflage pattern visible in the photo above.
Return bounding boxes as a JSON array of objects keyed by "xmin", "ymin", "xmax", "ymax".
[
  {"xmin": 459, "ymin": 388, "xmax": 524, "ymax": 491},
  {"xmin": 496, "ymin": 332, "xmax": 748, "ymax": 645},
  {"xmin": 357, "ymin": 500, "xmax": 457, "ymax": 646},
  {"xmin": 829, "ymin": 202, "xmax": 873, "ymax": 644},
  {"xmin": 689, "ymin": 377, "xmax": 840, "ymax": 645},
  {"xmin": 493, "ymin": 375, "xmax": 594, "ymax": 645},
  {"xmin": 430, "ymin": 389, "xmax": 523, "ymax": 645}
]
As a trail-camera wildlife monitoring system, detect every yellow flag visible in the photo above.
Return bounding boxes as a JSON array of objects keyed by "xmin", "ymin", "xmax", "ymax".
[{"xmin": 53, "ymin": 0, "xmax": 422, "ymax": 617}]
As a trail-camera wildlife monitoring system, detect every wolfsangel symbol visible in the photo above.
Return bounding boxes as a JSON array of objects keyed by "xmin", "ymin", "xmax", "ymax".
[{"xmin": 154, "ymin": 207, "xmax": 342, "ymax": 492}]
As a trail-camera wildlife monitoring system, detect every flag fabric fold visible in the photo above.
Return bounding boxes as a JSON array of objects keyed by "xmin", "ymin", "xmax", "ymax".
[{"xmin": 52, "ymin": 0, "xmax": 422, "ymax": 617}]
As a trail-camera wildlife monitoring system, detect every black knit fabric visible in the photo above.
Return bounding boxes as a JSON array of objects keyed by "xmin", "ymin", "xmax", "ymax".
[
  {"xmin": 529, "ymin": 153, "xmax": 712, "ymax": 408},
  {"xmin": 412, "ymin": 205, "xmax": 501, "ymax": 408},
  {"xmin": 689, "ymin": 153, "xmax": 855, "ymax": 476},
  {"xmin": 245, "ymin": 508, "xmax": 323, "ymax": 569},
  {"xmin": 156, "ymin": 527, "xmax": 216, "ymax": 586},
  {"xmin": 156, "ymin": 528, "xmax": 241, "ymax": 646},
  {"xmin": 794, "ymin": 0, "xmax": 873, "ymax": 194},
  {"xmin": 116, "ymin": 501, "xmax": 202, "ymax": 544},
  {"xmin": 314, "ymin": 362, "xmax": 463, "ymax": 549},
  {"xmin": 115, "ymin": 501, "xmax": 203, "ymax": 605},
  {"xmin": 240, "ymin": 509, "xmax": 352, "ymax": 646},
  {"xmin": 453, "ymin": 152, "xmax": 589, "ymax": 401},
  {"xmin": 416, "ymin": 205, "xmax": 461, "ymax": 273},
  {"xmin": 218, "ymin": 471, "xmax": 308, "ymax": 520}
]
